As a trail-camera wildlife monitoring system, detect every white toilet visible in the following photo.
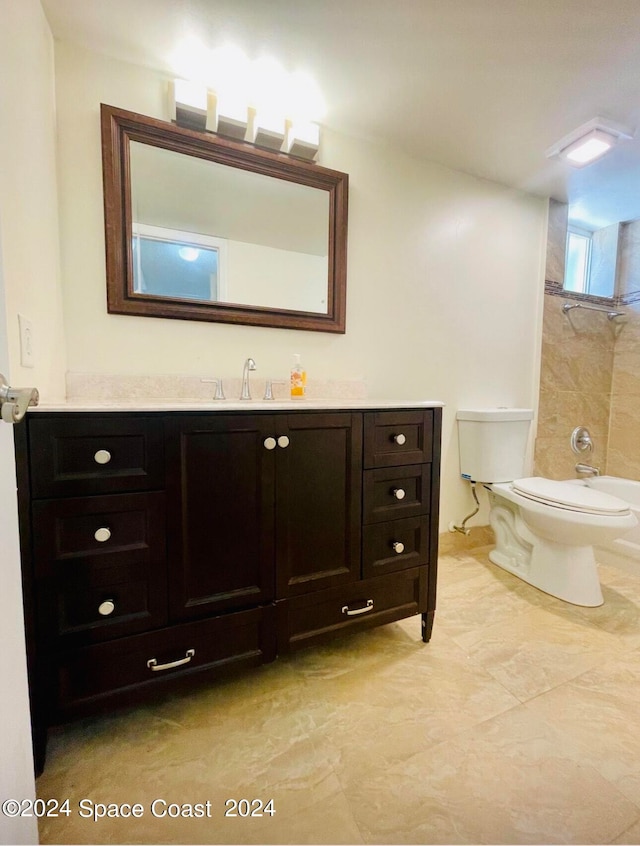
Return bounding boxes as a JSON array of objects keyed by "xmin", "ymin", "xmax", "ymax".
[{"xmin": 456, "ymin": 408, "xmax": 637, "ymax": 606}]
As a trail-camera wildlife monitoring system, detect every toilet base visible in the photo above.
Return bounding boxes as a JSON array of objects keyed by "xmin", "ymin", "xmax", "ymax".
[{"xmin": 489, "ymin": 500, "xmax": 604, "ymax": 606}]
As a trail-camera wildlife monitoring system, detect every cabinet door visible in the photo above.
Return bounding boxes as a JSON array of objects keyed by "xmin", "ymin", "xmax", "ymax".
[
  {"xmin": 275, "ymin": 412, "xmax": 362, "ymax": 597},
  {"xmin": 165, "ymin": 415, "xmax": 276, "ymax": 620}
]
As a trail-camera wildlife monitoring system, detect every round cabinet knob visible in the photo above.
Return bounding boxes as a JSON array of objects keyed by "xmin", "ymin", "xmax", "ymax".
[
  {"xmin": 393, "ymin": 433, "xmax": 406, "ymax": 445},
  {"xmin": 392, "ymin": 541, "xmax": 405, "ymax": 554},
  {"xmin": 277, "ymin": 435, "xmax": 290, "ymax": 449},
  {"xmin": 98, "ymin": 599, "xmax": 115, "ymax": 617},
  {"xmin": 264, "ymin": 437, "xmax": 277, "ymax": 450},
  {"xmin": 94, "ymin": 527, "xmax": 111, "ymax": 543},
  {"xmin": 94, "ymin": 449, "xmax": 112, "ymax": 465},
  {"xmin": 393, "ymin": 488, "xmax": 406, "ymax": 500}
]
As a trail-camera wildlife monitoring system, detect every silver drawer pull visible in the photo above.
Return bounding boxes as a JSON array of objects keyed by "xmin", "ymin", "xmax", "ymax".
[
  {"xmin": 392, "ymin": 541, "xmax": 405, "ymax": 554},
  {"xmin": 147, "ymin": 648, "xmax": 195, "ymax": 672},
  {"xmin": 264, "ymin": 437, "xmax": 277, "ymax": 450},
  {"xmin": 341, "ymin": 599, "xmax": 374, "ymax": 616},
  {"xmin": 98, "ymin": 599, "xmax": 115, "ymax": 616},
  {"xmin": 94, "ymin": 527, "xmax": 111, "ymax": 543},
  {"xmin": 94, "ymin": 449, "xmax": 112, "ymax": 465},
  {"xmin": 277, "ymin": 435, "xmax": 290, "ymax": 449},
  {"xmin": 392, "ymin": 488, "xmax": 406, "ymax": 500},
  {"xmin": 393, "ymin": 433, "xmax": 406, "ymax": 445}
]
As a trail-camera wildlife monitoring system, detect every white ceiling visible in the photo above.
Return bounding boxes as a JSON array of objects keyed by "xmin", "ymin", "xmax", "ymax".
[{"xmin": 41, "ymin": 0, "xmax": 640, "ymax": 229}]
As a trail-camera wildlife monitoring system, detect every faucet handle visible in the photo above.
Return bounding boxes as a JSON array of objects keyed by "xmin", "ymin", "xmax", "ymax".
[
  {"xmin": 263, "ymin": 379, "xmax": 286, "ymax": 400},
  {"xmin": 571, "ymin": 426, "xmax": 593, "ymax": 454},
  {"xmin": 201, "ymin": 378, "xmax": 226, "ymax": 400}
]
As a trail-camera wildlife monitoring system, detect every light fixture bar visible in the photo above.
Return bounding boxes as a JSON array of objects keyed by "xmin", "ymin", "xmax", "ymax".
[
  {"xmin": 285, "ymin": 122, "xmax": 320, "ymax": 160},
  {"xmin": 211, "ymin": 94, "xmax": 248, "ymax": 140},
  {"xmin": 166, "ymin": 79, "xmax": 322, "ymax": 160},
  {"xmin": 252, "ymin": 111, "xmax": 286, "ymax": 151},
  {"xmin": 170, "ymin": 79, "xmax": 208, "ymax": 131}
]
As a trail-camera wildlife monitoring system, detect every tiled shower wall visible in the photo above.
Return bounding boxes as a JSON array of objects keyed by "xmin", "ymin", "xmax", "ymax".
[
  {"xmin": 535, "ymin": 295, "xmax": 615, "ymax": 478},
  {"xmin": 608, "ymin": 309, "xmax": 640, "ymax": 477},
  {"xmin": 534, "ymin": 202, "xmax": 640, "ymax": 480}
]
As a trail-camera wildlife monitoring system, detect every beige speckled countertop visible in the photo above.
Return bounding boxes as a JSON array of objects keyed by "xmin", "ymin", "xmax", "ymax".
[{"xmin": 30, "ymin": 398, "xmax": 444, "ymax": 412}]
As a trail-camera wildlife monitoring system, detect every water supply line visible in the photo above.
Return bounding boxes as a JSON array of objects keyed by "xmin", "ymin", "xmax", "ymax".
[{"xmin": 449, "ymin": 480, "xmax": 480, "ymax": 535}]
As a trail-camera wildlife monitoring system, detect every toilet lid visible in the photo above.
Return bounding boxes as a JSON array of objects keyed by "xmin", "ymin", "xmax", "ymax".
[{"xmin": 512, "ymin": 477, "xmax": 631, "ymax": 515}]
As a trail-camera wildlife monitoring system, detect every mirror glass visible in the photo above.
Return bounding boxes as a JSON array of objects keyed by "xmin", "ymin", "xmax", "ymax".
[
  {"xmin": 563, "ymin": 154, "xmax": 640, "ymax": 300},
  {"xmin": 130, "ymin": 142, "xmax": 330, "ymax": 313},
  {"xmin": 101, "ymin": 105, "xmax": 348, "ymax": 332},
  {"xmin": 563, "ymin": 221, "xmax": 625, "ymax": 298}
]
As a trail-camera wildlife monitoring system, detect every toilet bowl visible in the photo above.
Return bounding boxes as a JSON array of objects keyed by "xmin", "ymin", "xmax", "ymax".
[
  {"xmin": 488, "ymin": 477, "xmax": 637, "ymax": 606},
  {"xmin": 456, "ymin": 408, "xmax": 638, "ymax": 607}
]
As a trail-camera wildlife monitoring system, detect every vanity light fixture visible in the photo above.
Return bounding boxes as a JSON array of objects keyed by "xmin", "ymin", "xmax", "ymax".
[
  {"xmin": 169, "ymin": 79, "xmax": 209, "ymax": 131},
  {"xmin": 210, "ymin": 93, "xmax": 249, "ymax": 140},
  {"xmin": 285, "ymin": 121, "xmax": 320, "ymax": 161},
  {"xmin": 546, "ymin": 116, "xmax": 634, "ymax": 168},
  {"xmin": 251, "ymin": 111, "xmax": 287, "ymax": 151},
  {"xmin": 167, "ymin": 79, "xmax": 321, "ymax": 160}
]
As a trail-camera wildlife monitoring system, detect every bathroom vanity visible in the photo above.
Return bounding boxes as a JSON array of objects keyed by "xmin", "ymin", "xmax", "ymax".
[{"xmin": 14, "ymin": 400, "xmax": 442, "ymax": 769}]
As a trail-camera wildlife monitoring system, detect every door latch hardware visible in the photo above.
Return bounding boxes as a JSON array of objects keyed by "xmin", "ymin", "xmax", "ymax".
[{"xmin": 0, "ymin": 373, "xmax": 39, "ymax": 423}]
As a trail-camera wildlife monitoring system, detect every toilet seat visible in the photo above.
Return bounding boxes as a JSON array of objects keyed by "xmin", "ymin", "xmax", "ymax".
[{"xmin": 511, "ymin": 477, "xmax": 631, "ymax": 516}]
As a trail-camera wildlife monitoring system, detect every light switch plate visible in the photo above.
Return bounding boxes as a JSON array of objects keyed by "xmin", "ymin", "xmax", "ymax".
[{"xmin": 18, "ymin": 313, "xmax": 34, "ymax": 368}]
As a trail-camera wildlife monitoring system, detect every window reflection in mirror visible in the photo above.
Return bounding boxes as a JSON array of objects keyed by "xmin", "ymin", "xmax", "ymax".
[
  {"xmin": 563, "ymin": 217, "xmax": 638, "ymax": 300},
  {"xmin": 565, "ymin": 226, "xmax": 592, "ymax": 294},
  {"xmin": 132, "ymin": 224, "xmax": 227, "ymax": 302}
]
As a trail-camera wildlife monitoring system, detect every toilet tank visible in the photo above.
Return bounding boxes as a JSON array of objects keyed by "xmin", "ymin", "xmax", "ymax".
[{"xmin": 456, "ymin": 408, "xmax": 534, "ymax": 483}]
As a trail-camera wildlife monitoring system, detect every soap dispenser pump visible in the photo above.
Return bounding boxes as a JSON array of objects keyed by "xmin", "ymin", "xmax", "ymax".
[{"xmin": 290, "ymin": 353, "xmax": 306, "ymax": 399}]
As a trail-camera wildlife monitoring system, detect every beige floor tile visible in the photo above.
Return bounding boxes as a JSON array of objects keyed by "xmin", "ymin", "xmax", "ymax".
[
  {"xmin": 301, "ymin": 627, "xmax": 518, "ymax": 781},
  {"xmin": 611, "ymin": 817, "xmax": 640, "ymax": 844},
  {"xmin": 524, "ymin": 646, "xmax": 640, "ymax": 808},
  {"xmin": 435, "ymin": 555, "xmax": 549, "ymax": 640},
  {"xmin": 340, "ymin": 705, "xmax": 640, "ymax": 845},
  {"xmin": 536, "ymin": 565, "xmax": 640, "ymax": 647},
  {"xmin": 453, "ymin": 602, "xmax": 627, "ymax": 701},
  {"xmin": 39, "ymin": 722, "xmax": 347, "ymax": 844}
]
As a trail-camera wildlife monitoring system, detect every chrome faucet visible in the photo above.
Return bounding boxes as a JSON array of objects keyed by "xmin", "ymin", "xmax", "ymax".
[
  {"xmin": 240, "ymin": 358, "xmax": 256, "ymax": 400},
  {"xmin": 575, "ymin": 462, "xmax": 600, "ymax": 477}
]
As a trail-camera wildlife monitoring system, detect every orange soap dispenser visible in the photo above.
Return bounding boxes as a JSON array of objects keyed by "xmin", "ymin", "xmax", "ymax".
[{"xmin": 290, "ymin": 353, "xmax": 306, "ymax": 399}]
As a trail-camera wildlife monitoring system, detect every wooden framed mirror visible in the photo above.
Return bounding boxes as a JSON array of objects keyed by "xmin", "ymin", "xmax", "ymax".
[{"xmin": 101, "ymin": 104, "xmax": 348, "ymax": 333}]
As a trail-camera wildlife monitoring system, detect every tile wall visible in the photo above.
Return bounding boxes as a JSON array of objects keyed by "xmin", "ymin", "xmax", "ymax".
[
  {"xmin": 535, "ymin": 203, "xmax": 640, "ymax": 480},
  {"xmin": 535, "ymin": 295, "xmax": 615, "ymax": 478},
  {"xmin": 608, "ymin": 219, "xmax": 640, "ymax": 478}
]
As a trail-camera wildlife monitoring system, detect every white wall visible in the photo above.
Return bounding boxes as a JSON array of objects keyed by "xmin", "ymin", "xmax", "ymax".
[
  {"xmin": 0, "ymin": 0, "xmax": 66, "ymax": 398},
  {"xmin": 228, "ymin": 241, "xmax": 327, "ymax": 311},
  {"xmin": 0, "ymin": 3, "xmax": 60, "ymax": 841},
  {"xmin": 54, "ymin": 42, "xmax": 547, "ymax": 531}
]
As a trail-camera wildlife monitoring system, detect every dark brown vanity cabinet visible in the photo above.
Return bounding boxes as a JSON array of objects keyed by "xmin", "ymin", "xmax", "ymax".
[
  {"xmin": 16, "ymin": 405, "xmax": 440, "ymax": 769},
  {"xmin": 164, "ymin": 411, "xmax": 362, "ymax": 619},
  {"xmin": 278, "ymin": 409, "xmax": 440, "ymax": 649}
]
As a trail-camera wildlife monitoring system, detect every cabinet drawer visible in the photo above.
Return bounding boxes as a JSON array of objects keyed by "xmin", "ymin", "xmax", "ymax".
[
  {"xmin": 279, "ymin": 567, "xmax": 427, "ymax": 650},
  {"xmin": 363, "ymin": 516, "xmax": 430, "ymax": 578},
  {"xmin": 28, "ymin": 415, "xmax": 163, "ymax": 498},
  {"xmin": 32, "ymin": 492, "xmax": 167, "ymax": 643},
  {"xmin": 55, "ymin": 605, "xmax": 275, "ymax": 716},
  {"xmin": 364, "ymin": 410, "xmax": 433, "ymax": 468},
  {"xmin": 363, "ymin": 464, "xmax": 430, "ymax": 523}
]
